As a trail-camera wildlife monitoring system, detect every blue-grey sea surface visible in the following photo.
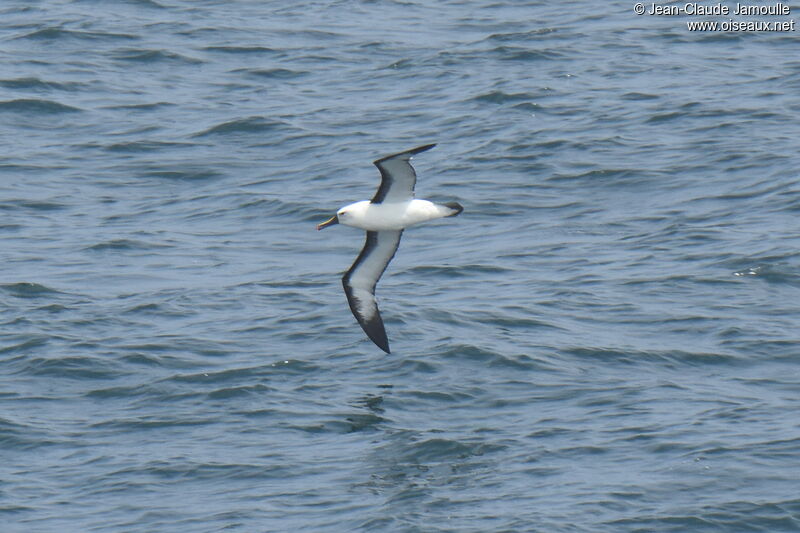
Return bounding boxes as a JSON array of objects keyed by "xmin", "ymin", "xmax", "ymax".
[{"xmin": 2, "ymin": 1, "xmax": 800, "ymax": 531}]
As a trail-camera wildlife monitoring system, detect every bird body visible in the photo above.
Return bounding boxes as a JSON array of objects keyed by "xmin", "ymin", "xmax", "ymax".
[
  {"xmin": 317, "ymin": 144, "xmax": 462, "ymax": 353},
  {"xmin": 335, "ymin": 199, "xmax": 460, "ymax": 231}
]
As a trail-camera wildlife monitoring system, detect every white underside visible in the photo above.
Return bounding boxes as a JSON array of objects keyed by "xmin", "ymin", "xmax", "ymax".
[
  {"xmin": 346, "ymin": 231, "xmax": 402, "ymax": 321},
  {"xmin": 337, "ymin": 199, "xmax": 454, "ymax": 231}
]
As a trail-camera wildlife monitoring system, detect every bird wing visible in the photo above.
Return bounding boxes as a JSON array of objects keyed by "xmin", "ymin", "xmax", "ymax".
[
  {"xmin": 342, "ymin": 230, "xmax": 403, "ymax": 353},
  {"xmin": 371, "ymin": 144, "xmax": 436, "ymax": 204}
]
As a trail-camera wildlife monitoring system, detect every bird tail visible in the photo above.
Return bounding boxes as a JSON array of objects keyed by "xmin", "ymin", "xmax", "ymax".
[{"xmin": 443, "ymin": 202, "xmax": 463, "ymax": 217}]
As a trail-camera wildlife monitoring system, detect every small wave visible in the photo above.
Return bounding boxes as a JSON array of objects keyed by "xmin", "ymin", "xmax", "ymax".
[
  {"xmin": 232, "ymin": 67, "xmax": 308, "ymax": 79},
  {"xmin": 140, "ymin": 166, "xmax": 224, "ymax": 181},
  {"xmin": 253, "ymin": 278, "xmax": 329, "ymax": 289},
  {"xmin": 548, "ymin": 168, "xmax": 639, "ymax": 182},
  {"xmin": 0, "ymin": 163, "xmax": 55, "ymax": 174},
  {"xmin": 0, "ymin": 77, "xmax": 85, "ymax": 92},
  {"xmin": 733, "ymin": 264, "xmax": 800, "ymax": 286},
  {"xmin": 111, "ymin": 49, "xmax": 203, "ymax": 64},
  {"xmin": 693, "ymin": 32, "xmax": 748, "ymax": 44},
  {"xmin": 510, "ymin": 102, "xmax": 542, "ymax": 112},
  {"xmin": 165, "ymin": 359, "xmax": 320, "ymax": 385},
  {"xmin": 122, "ymin": 302, "xmax": 161, "ymax": 314},
  {"xmin": 472, "ymin": 90, "xmax": 536, "ymax": 104},
  {"xmin": 565, "ymin": 347, "xmax": 738, "ymax": 366},
  {"xmin": 490, "ymin": 46, "xmax": 563, "ymax": 61},
  {"xmin": 15, "ymin": 27, "xmax": 137, "ymax": 41},
  {"xmin": 393, "ymin": 437, "xmax": 504, "ymax": 464},
  {"xmin": 103, "ymin": 101, "xmax": 174, "ymax": 111},
  {"xmin": 0, "ymin": 199, "xmax": 66, "ymax": 211},
  {"xmin": 0, "ymin": 336, "xmax": 49, "ymax": 355},
  {"xmin": 25, "ymin": 356, "xmax": 123, "ymax": 380},
  {"xmin": 0, "ymin": 283, "xmax": 60, "ymax": 298},
  {"xmin": 646, "ymin": 111, "xmax": 684, "ymax": 123},
  {"xmin": 84, "ymin": 239, "xmax": 168, "ymax": 252},
  {"xmin": 400, "ymin": 386, "xmax": 478, "ymax": 407},
  {"xmin": 483, "ymin": 28, "xmax": 559, "ymax": 43},
  {"xmin": 0, "ymin": 98, "xmax": 81, "ymax": 114},
  {"xmin": 475, "ymin": 313, "xmax": 565, "ymax": 332},
  {"xmin": 406, "ymin": 264, "xmax": 513, "ymax": 277},
  {"xmin": 382, "ymin": 57, "xmax": 418, "ymax": 70},
  {"xmin": 439, "ymin": 343, "xmax": 556, "ymax": 371},
  {"xmin": 85, "ymin": 385, "xmax": 153, "ymax": 400},
  {"xmin": 193, "ymin": 116, "xmax": 288, "ymax": 137},
  {"xmin": 90, "ymin": 417, "xmax": 211, "ymax": 430},
  {"xmin": 288, "ymin": 412, "xmax": 387, "ymax": 434},
  {"xmin": 0, "ymin": 418, "xmax": 62, "ymax": 450},
  {"xmin": 126, "ymin": 0, "xmax": 166, "ymax": 8},
  {"xmin": 621, "ymin": 92, "xmax": 659, "ymax": 101},
  {"xmin": 203, "ymin": 45, "xmax": 279, "ymax": 54},
  {"xmin": 605, "ymin": 500, "xmax": 800, "ymax": 531},
  {"xmin": 104, "ymin": 140, "xmax": 193, "ymax": 153},
  {"xmin": 207, "ymin": 384, "xmax": 273, "ymax": 400}
]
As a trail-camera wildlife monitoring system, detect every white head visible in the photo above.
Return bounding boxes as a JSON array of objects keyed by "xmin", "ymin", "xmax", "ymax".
[{"xmin": 316, "ymin": 201, "xmax": 369, "ymax": 230}]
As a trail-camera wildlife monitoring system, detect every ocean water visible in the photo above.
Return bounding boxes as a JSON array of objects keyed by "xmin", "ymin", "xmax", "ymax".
[{"xmin": 2, "ymin": 0, "xmax": 800, "ymax": 531}]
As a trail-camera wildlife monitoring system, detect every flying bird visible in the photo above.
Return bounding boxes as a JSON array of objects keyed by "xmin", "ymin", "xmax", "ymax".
[{"xmin": 317, "ymin": 144, "xmax": 463, "ymax": 353}]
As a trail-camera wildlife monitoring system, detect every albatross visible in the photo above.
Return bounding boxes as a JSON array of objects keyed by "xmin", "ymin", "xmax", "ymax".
[{"xmin": 317, "ymin": 144, "xmax": 463, "ymax": 353}]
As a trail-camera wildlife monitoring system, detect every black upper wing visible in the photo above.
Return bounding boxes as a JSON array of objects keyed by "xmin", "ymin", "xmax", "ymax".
[{"xmin": 371, "ymin": 144, "xmax": 436, "ymax": 204}]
